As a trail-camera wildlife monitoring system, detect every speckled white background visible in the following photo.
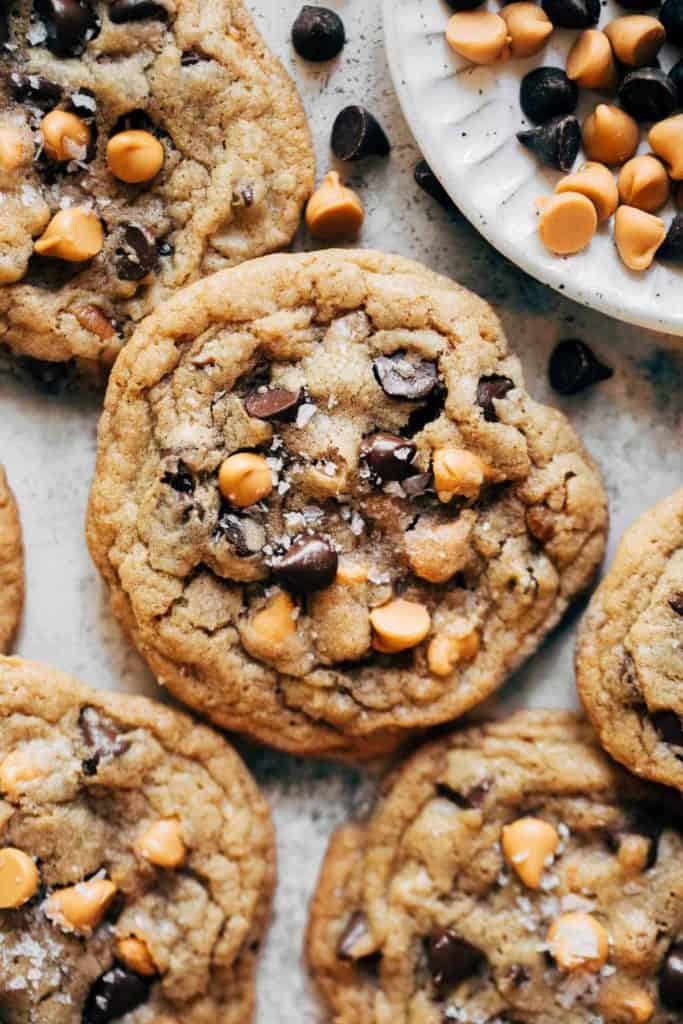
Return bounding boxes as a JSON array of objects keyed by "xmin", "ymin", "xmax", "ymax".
[{"xmin": 0, "ymin": 1, "xmax": 682, "ymax": 1020}]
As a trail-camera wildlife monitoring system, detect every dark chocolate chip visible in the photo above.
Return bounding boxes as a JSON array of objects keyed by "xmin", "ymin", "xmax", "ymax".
[
  {"xmin": 427, "ymin": 928, "xmax": 484, "ymax": 994},
  {"xmin": 373, "ymin": 352, "xmax": 438, "ymax": 401},
  {"xmin": 274, "ymin": 534, "xmax": 338, "ymax": 592},
  {"xmin": 436, "ymin": 779, "xmax": 490, "ymax": 808},
  {"xmin": 653, "ymin": 710, "xmax": 683, "ymax": 747},
  {"xmin": 0, "ymin": 6, "xmax": 9, "ymax": 46},
  {"xmin": 216, "ymin": 512, "xmax": 265, "ymax": 556},
  {"xmin": 657, "ymin": 215, "xmax": 683, "ymax": 261},
  {"xmin": 109, "ymin": 0, "xmax": 166, "ymax": 21},
  {"xmin": 244, "ymin": 387, "xmax": 303, "ymax": 422},
  {"xmin": 548, "ymin": 339, "xmax": 613, "ymax": 395},
  {"xmin": 541, "ymin": 0, "xmax": 600, "ymax": 26},
  {"xmin": 181, "ymin": 48, "xmax": 202, "ymax": 65},
  {"xmin": 331, "ymin": 105, "xmax": 391, "ymax": 161},
  {"xmin": 517, "ymin": 115, "xmax": 581, "ymax": 172},
  {"xmin": 82, "ymin": 966, "xmax": 151, "ymax": 1023},
  {"xmin": 79, "ymin": 705, "xmax": 130, "ymax": 774},
  {"xmin": 476, "ymin": 375, "xmax": 514, "ymax": 422},
  {"xmin": 115, "ymin": 225, "xmax": 159, "ymax": 282},
  {"xmin": 361, "ymin": 432, "xmax": 417, "ymax": 482},
  {"xmin": 8, "ymin": 72, "xmax": 62, "ymax": 110},
  {"xmin": 157, "ymin": 239, "xmax": 174, "ymax": 257},
  {"xmin": 292, "ymin": 5, "xmax": 345, "ymax": 61},
  {"xmin": 414, "ymin": 160, "xmax": 456, "ymax": 209},
  {"xmin": 660, "ymin": 943, "xmax": 683, "ymax": 1008},
  {"xmin": 519, "ymin": 67, "xmax": 578, "ymax": 124},
  {"xmin": 669, "ymin": 58, "xmax": 683, "ymax": 104},
  {"xmin": 661, "ymin": 0, "xmax": 683, "ymax": 43},
  {"xmin": 669, "ymin": 592, "xmax": 683, "ymax": 615},
  {"xmin": 162, "ymin": 464, "xmax": 194, "ymax": 494},
  {"xmin": 112, "ymin": 109, "xmax": 157, "ymax": 136},
  {"xmin": 34, "ymin": 0, "xmax": 99, "ymax": 57},
  {"xmin": 618, "ymin": 68, "xmax": 677, "ymax": 121},
  {"xmin": 337, "ymin": 910, "xmax": 371, "ymax": 960},
  {"xmin": 402, "ymin": 472, "xmax": 433, "ymax": 497}
]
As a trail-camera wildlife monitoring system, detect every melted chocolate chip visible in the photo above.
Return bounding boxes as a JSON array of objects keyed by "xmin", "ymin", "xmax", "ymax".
[
  {"xmin": 181, "ymin": 48, "xmax": 202, "ymax": 65},
  {"xmin": 337, "ymin": 910, "xmax": 370, "ymax": 960},
  {"xmin": 660, "ymin": 943, "xmax": 683, "ymax": 1008},
  {"xmin": 244, "ymin": 387, "xmax": 302, "ymax": 422},
  {"xmin": 274, "ymin": 534, "xmax": 338, "ymax": 592},
  {"xmin": 162, "ymin": 464, "xmax": 194, "ymax": 494},
  {"xmin": 548, "ymin": 339, "xmax": 613, "ymax": 395},
  {"xmin": 216, "ymin": 512, "xmax": 265, "ymax": 556},
  {"xmin": 361, "ymin": 432, "xmax": 417, "ymax": 482},
  {"xmin": 79, "ymin": 706, "xmax": 130, "ymax": 775},
  {"xmin": 331, "ymin": 106, "xmax": 391, "ymax": 161},
  {"xmin": 476, "ymin": 375, "xmax": 514, "ymax": 422},
  {"xmin": 292, "ymin": 5, "xmax": 345, "ymax": 61},
  {"xmin": 115, "ymin": 225, "xmax": 159, "ymax": 281},
  {"xmin": 670, "ymin": 592, "xmax": 683, "ymax": 616},
  {"xmin": 427, "ymin": 928, "xmax": 484, "ymax": 994},
  {"xmin": 8, "ymin": 71, "xmax": 62, "ymax": 110},
  {"xmin": 403, "ymin": 384, "xmax": 447, "ymax": 436},
  {"xmin": 653, "ymin": 710, "xmax": 683, "ymax": 748},
  {"xmin": 109, "ymin": 0, "xmax": 166, "ymax": 20},
  {"xmin": 34, "ymin": 0, "xmax": 99, "ymax": 57},
  {"xmin": 373, "ymin": 352, "xmax": 438, "ymax": 401},
  {"xmin": 83, "ymin": 966, "xmax": 151, "ymax": 1023},
  {"xmin": 23, "ymin": 252, "xmax": 86, "ymax": 288}
]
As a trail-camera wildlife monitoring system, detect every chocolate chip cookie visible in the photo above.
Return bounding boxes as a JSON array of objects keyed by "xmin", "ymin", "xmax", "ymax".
[
  {"xmin": 0, "ymin": 0, "xmax": 313, "ymax": 372},
  {"xmin": 0, "ymin": 655, "xmax": 275, "ymax": 1022},
  {"xmin": 86, "ymin": 249, "xmax": 608, "ymax": 758},
  {"xmin": 307, "ymin": 710, "xmax": 683, "ymax": 1024},
  {"xmin": 577, "ymin": 488, "xmax": 683, "ymax": 791},
  {"xmin": 0, "ymin": 465, "xmax": 23, "ymax": 652}
]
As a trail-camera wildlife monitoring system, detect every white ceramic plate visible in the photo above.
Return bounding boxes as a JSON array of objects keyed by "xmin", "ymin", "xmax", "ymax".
[{"xmin": 383, "ymin": 0, "xmax": 683, "ymax": 334}]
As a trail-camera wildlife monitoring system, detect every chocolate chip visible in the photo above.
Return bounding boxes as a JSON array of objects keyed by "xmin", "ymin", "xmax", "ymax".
[
  {"xmin": 181, "ymin": 48, "xmax": 202, "ymax": 65},
  {"xmin": 292, "ymin": 5, "xmax": 345, "ymax": 61},
  {"xmin": 8, "ymin": 72, "xmax": 62, "ymax": 110},
  {"xmin": 0, "ymin": 7, "xmax": 9, "ymax": 45},
  {"xmin": 162, "ymin": 464, "xmax": 194, "ymax": 494},
  {"xmin": 373, "ymin": 352, "xmax": 438, "ymax": 401},
  {"xmin": 541, "ymin": 0, "xmax": 599, "ymax": 27},
  {"xmin": 669, "ymin": 592, "xmax": 683, "ymax": 616},
  {"xmin": 112, "ymin": 109, "xmax": 158, "ymax": 135},
  {"xmin": 653, "ymin": 710, "xmax": 683, "ymax": 747},
  {"xmin": 337, "ymin": 910, "xmax": 370, "ymax": 960},
  {"xmin": 657, "ymin": 215, "xmax": 683, "ymax": 262},
  {"xmin": 661, "ymin": 0, "xmax": 683, "ymax": 44},
  {"xmin": 402, "ymin": 472, "xmax": 433, "ymax": 497},
  {"xmin": 361, "ymin": 433, "xmax": 417, "ymax": 482},
  {"xmin": 660, "ymin": 943, "xmax": 683, "ymax": 1008},
  {"xmin": 34, "ymin": 0, "xmax": 99, "ymax": 57},
  {"xmin": 427, "ymin": 928, "xmax": 484, "ymax": 994},
  {"xmin": 244, "ymin": 387, "xmax": 302, "ymax": 422},
  {"xmin": 157, "ymin": 239, "xmax": 173, "ymax": 257},
  {"xmin": 274, "ymin": 534, "xmax": 338, "ymax": 592},
  {"xmin": 414, "ymin": 160, "xmax": 456, "ymax": 209},
  {"xmin": 476, "ymin": 375, "xmax": 514, "ymax": 422},
  {"xmin": 83, "ymin": 966, "xmax": 151, "ymax": 1023},
  {"xmin": 216, "ymin": 512, "xmax": 265, "ymax": 556},
  {"xmin": 109, "ymin": 0, "xmax": 166, "ymax": 21},
  {"xmin": 548, "ymin": 339, "xmax": 613, "ymax": 395},
  {"xmin": 115, "ymin": 225, "xmax": 159, "ymax": 282},
  {"xmin": 669, "ymin": 59, "xmax": 683, "ymax": 104},
  {"xmin": 517, "ymin": 115, "xmax": 581, "ymax": 172},
  {"xmin": 618, "ymin": 69, "xmax": 677, "ymax": 122},
  {"xmin": 79, "ymin": 706, "xmax": 130, "ymax": 775},
  {"xmin": 331, "ymin": 105, "xmax": 391, "ymax": 161},
  {"xmin": 519, "ymin": 68, "xmax": 578, "ymax": 124}
]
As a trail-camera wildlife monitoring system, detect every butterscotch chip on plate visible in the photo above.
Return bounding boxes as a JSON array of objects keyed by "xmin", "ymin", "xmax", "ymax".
[
  {"xmin": 578, "ymin": 488, "xmax": 683, "ymax": 790},
  {"xmin": 0, "ymin": 656, "xmax": 274, "ymax": 1022},
  {"xmin": 307, "ymin": 710, "xmax": 683, "ymax": 1023},
  {"xmin": 0, "ymin": 465, "xmax": 23, "ymax": 653},
  {"xmin": 87, "ymin": 250, "xmax": 608, "ymax": 759}
]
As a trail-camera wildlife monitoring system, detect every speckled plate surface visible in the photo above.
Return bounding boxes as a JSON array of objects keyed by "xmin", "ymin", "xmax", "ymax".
[{"xmin": 383, "ymin": 0, "xmax": 683, "ymax": 335}]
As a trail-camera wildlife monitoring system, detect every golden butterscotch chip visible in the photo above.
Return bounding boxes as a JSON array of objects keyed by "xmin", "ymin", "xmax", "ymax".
[
  {"xmin": 598, "ymin": 980, "xmax": 655, "ymax": 1023},
  {"xmin": 136, "ymin": 818, "xmax": 186, "ymax": 868},
  {"xmin": 41, "ymin": 110, "xmax": 90, "ymax": 163},
  {"xmin": 614, "ymin": 206, "xmax": 666, "ymax": 271},
  {"xmin": 547, "ymin": 911, "xmax": 609, "ymax": 971},
  {"xmin": 648, "ymin": 114, "xmax": 683, "ymax": 180},
  {"xmin": 218, "ymin": 452, "xmax": 273, "ymax": 508},
  {"xmin": 0, "ymin": 125, "xmax": 27, "ymax": 171},
  {"xmin": 446, "ymin": 11, "xmax": 510, "ymax": 64},
  {"xmin": 306, "ymin": 171, "xmax": 364, "ymax": 240},
  {"xmin": 0, "ymin": 750, "xmax": 41, "ymax": 797},
  {"xmin": 617, "ymin": 833, "xmax": 651, "ymax": 876},
  {"xmin": 0, "ymin": 847, "xmax": 39, "ymax": 908},
  {"xmin": 336, "ymin": 560, "xmax": 368, "ymax": 585},
  {"xmin": 618, "ymin": 155, "xmax": 669, "ymax": 213},
  {"xmin": 45, "ymin": 877, "xmax": 117, "ymax": 932},
  {"xmin": 501, "ymin": 817, "xmax": 559, "ymax": 889},
  {"xmin": 538, "ymin": 192, "xmax": 597, "ymax": 255},
  {"xmin": 115, "ymin": 935, "xmax": 158, "ymax": 977},
  {"xmin": 555, "ymin": 162, "xmax": 618, "ymax": 223},
  {"xmin": 427, "ymin": 624, "xmax": 479, "ymax": 676},
  {"xmin": 604, "ymin": 15, "xmax": 665, "ymax": 67},
  {"xmin": 566, "ymin": 29, "xmax": 617, "ymax": 90},
  {"xmin": 34, "ymin": 208, "xmax": 104, "ymax": 262},
  {"xmin": 370, "ymin": 598, "xmax": 431, "ymax": 653},
  {"xmin": 106, "ymin": 129, "xmax": 164, "ymax": 184},
  {"xmin": 433, "ymin": 447, "xmax": 486, "ymax": 502},
  {"xmin": 582, "ymin": 105, "xmax": 639, "ymax": 166},
  {"xmin": 499, "ymin": 3, "xmax": 552, "ymax": 58},
  {"xmin": 250, "ymin": 591, "xmax": 297, "ymax": 644}
]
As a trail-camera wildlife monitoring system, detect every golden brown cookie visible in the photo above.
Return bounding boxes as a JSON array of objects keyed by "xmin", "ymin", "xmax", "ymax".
[{"xmin": 0, "ymin": 465, "xmax": 23, "ymax": 651}]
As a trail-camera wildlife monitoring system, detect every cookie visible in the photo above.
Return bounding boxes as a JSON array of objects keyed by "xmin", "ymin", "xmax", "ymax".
[
  {"xmin": 307, "ymin": 710, "xmax": 683, "ymax": 1024},
  {"xmin": 0, "ymin": 655, "xmax": 275, "ymax": 1022},
  {"xmin": 577, "ymin": 488, "xmax": 683, "ymax": 791},
  {"xmin": 0, "ymin": 0, "xmax": 313, "ymax": 372},
  {"xmin": 0, "ymin": 465, "xmax": 24, "ymax": 652},
  {"xmin": 86, "ymin": 249, "xmax": 608, "ymax": 758}
]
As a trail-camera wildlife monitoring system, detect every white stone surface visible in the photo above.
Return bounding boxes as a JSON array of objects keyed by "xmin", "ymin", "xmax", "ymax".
[{"xmin": 0, "ymin": 1, "xmax": 682, "ymax": 1020}]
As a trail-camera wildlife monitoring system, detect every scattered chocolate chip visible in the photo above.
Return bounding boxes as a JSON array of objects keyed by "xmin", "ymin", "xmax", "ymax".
[
  {"xmin": 669, "ymin": 592, "xmax": 683, "ymax": 615},
  {"xmin": 660, "ymin": 943, "xmax": 683, "ymax": 1008},
  {"xmin": 109, "ymin": 0, "xmax": 165, "ymax": 20},
  {"xmin": 162, "ymin": 464, "xmax": 194, "ymax": 494},
  {"xmin": 79, "ymin": 706, "xmax": 130, "ymax": 775},
  {"xmin": 8, "ymin": 72, "xmax": 62, "ymax": 110},
  {"xmin": 373, "ymin": 352, "xmax": 438, "ymax": 401},
  {"xmin": 548, "ymin": 339, "xmax": 613, "ymax": 395},
  {"xmin": 427, "ymin": 928, "xmax": 484, "ymax": 994},
  {"xmin": 83, "ymin": 966, "xmax": 151, "ymax": 1024},
  {"xmin": 657, "ymin": 214, "xmax": 683, "ymax": 261},
  {"xmin": 274, "ymin": 534, "xmax": 338, "ymax": 592},
  {"xmin": 661, "ymin": 0, "xmax": 683, "ymax": 43},
  {"xmin": 115, "ymin": 225, "xmax": 159, "ymax": 282},
  {"xmin": 216, "ymin": 511, "xmax": 265, "ymax": 556},
  {"xmin": 517, "ymin": 115, "xmax": 581, "ymax": 172},
  {"xmin": 541, "ymin": 0, "xmax": 600, "ymax": 27},
  {"xmin": 337, "ymin": 910, "xmax": 371, "ymax": 960},
  {"xmin": 331, "ymin": 105, "xmax": 391, "ymax": 161},
  {"xmin": 618, "ymin": 68, "xmax": 677, "ymax": 122},
  {"xmin": 414, "ymin": 160, "xmax": 456, "ymax": 209},
  {"xmin": 476, "ymin": 375, "xmax": 514, "ymax": 422},
  {"xmin": 34, "ymin": 0, "xmax": 99, "ymax": 57},
  {"xmin": 361, "ymin": 432, "xmax": 418, "ymax": 482},
  {"xmin": 244, "ymin": 387, "xmax": 303, "ymax": 422},
  {"xmin": 181, "ymin": 48, "xmax": 202, "ymax": 65},
  {"xmin": 519, "ymin": 68, "xmax": 578, "ymax": 124},
  {"xmin": 402, "ymin": 472, "xmax": 433, "ymax": 497},
  {"xmin": 653, "ymin": 710, "xmax": 683, "ymax": 747},
  {"xmin": 292, "ymin": 5, "xmax": 345, "ymax": 61}
]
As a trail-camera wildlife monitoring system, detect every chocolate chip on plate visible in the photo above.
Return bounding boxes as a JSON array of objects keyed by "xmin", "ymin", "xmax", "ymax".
[
  {"xmin": 661, "ymin": 0, "xmax": 683, "ymax": 43},
  {"xmin": 669, "ymin": 592, "xmax": 683, "ymax": 615},
  {"xmin": 656, "ymin": 214, "xmax": 683, "ymax": 261},
  {"xmin": 109, "ymin": 0, "xmax": 166, "ymax": 22},
  {"xmin": 83, "ymin": 966, "xmax": 151, "ymax": 1024},
  {"xmin": 337, "ymin": 910, "xmax": 371, "ymax": 960},
  {"xmin": 618, "ymin": 68, "xmax": 677, "ymax": 122},
  {"xmin": 541, "ymin": 0, "xmax": 600, "ymax": 27},
  {"xmin": 244, "ymin": 387, "xmax": 302, "ymax": 422},
  {"xmin": 274, "ymin": 534, "xmax": 338, "ymax": 592},
  {"xmin": 292, "ymin": 5, "xmax": 345, "ymax": 61},
  {"xmin": 34, "ymin": 0, "xmax": 99, "ymax": 57},
  {"xmin": 8, "ymin": 72, "xmax": 62, "ymax": 110},
  {"xmin": 361, "ymin": 433, "xmax": 418, "ymax": 482},
  {"xmin": 115, "ymin": 225, "xmax": 159, "ymax": 282},
  {"xmin": 331, "ymin": 105, "xmax": 391, "ymax": 161},
  {"xmin": 476, "ymin": 374, "xmax": 514, "ymax": 421},
  {"xmin": 427, "ymin": 928, "xmax": 484, "ymax": 993},
  {"xmin": 519, "ymin": 67, "xmax": 578, "ymax": 123},
  {"xmin": 414, "ymin": 160, "xmax": 456, "ymax": 209},
  {"xmin": 373, "ymin": 352, "xmax": 438, "ymax": 400},
  {"xmin": 548, "ymin": 339, "xmax": 613, "ymax": 395},
  {"xmin": 653, "ymin": 710, "xmax": 683, "ymax": 747},
  {"xmin": 660, "ymin": 943, "xmax": 683, "ymax": 1008},
  {"xmin": 517, "ymin": 115, "xmax": 581, "ymax": 171}
]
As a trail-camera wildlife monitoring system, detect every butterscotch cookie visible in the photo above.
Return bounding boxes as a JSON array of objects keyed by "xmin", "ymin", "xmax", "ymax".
[
  {"xmin": 0, "ymin": 655, "xmax": 275, "ymax": 1022},
  {"xmin": 0, "ymin": 0, "xmax": 313, "ymax": 372},
  {"xmin": 86, "ymin": 249, "xmax": 608, "ymax": 759},
  {"xmin": 307, "ymin": 710, "xmax": 683, "ymax": 1024},
  {"xmin": 577, "ymin": 488, "xmax": 683, "ymax": 791},
  {"xmin": 0, "ymin": 465, "xmax": 24, "ymax": 651}
]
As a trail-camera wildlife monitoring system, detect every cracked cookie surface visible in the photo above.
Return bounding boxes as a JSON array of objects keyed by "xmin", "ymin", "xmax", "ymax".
[
  {"xmin": 86, "ymin": 249, "xmax": 608, "ymax": 758},
  {"xmin": 0, "ymin": 466, "xmax": 23, "ymax": 652},
  {"xmin": 577, "ymin": 488, "xmax": 683, "ymax": 791},
  {"xmin": 0, "ymin": 0, "xmax": 313, "ymax": 371},
  {"xmin": 307, "ymin": 710, "xmax": 683, "ymax": 1024},
  {"xmin": 0, "ymin": 656, "xmax": 275, "ymax": 1023}
]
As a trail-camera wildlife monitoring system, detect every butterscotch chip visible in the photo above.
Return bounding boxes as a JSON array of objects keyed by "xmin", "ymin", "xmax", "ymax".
[
  {"xmin": 40, "ymin": 109, "xmax": 90, "ymax": 162},
  {"xmin": 582, "ymin": 105, "xmax": 640, "ymax": 166},
  {"xmin": 501, "ymin": 817, "xmax": 559, "ymax": 888},
  {"xmin": 604, "ymin": 15, "xmax": 665, "ymax": 67},
  {"xmin": 115, "ymin": 935, "xmax": 158, "ymax": 977},
  {"xmin": 555, "ymin": 162, "xmax": 618, "ymax": 222},
  {"xmin": 538, "ymin": 191, "xmax": 597, "ymax": 255},
  {"xmin": 648, "ymin": 114, "xmax": 683, "ymax": 179},
  {"xmin": 370, "ymin": 598, "xmax": 431, "ymax": 653},
  {"xmin": 567, "ymin": 29, "xmax": 617, "ymax": 89},
  {"xmin": 0, "ymin": 124, "xmax": 28, "ymax": 171},
  {"xmin": 218, "ymin": 452, "xmax": 273, "ymax": 507},
  {"xmin": 0, "ymin": 750, "xmax": 41, "ymax": 797},
  {"xmin": 547, "ymin": 911, "xmax": 609, "ymax": 971},
  {"xmin": 33, "ymin": 207, "xmax": 103, "ymax": 262},
  {"xmin": 618, "ymin": 155, "xmax": 670, "ymax": 212},
  {"xmin": 106, "ymin": 130, "xmax": 164, "ymax": 184},
  {"xmin": 427, "ymin": 623, "xmax": 479, "ymax": 675},
  {"xmin": 45, "ymin": 878, "xmax": 117, "ymax": 933},
  {"xmin": 0, "ymin": 847, "xmax": 39, "ymax": 908},
  {"xmin": 598, "ymin": 980, "xmax": 655, "ymax": 1023},
  {"xmin": 306, "ymin": 171, "xmax": 364, "ymax": 240},
  {"xmin": 136, "ymin": 819, "xmax": 186, "ymax": 868},
  {"xmin": 250, "ymin": 591, "xmax": 297, "ymax": 644},
  {"xmin": 446, "ymin": 11, "xmax": 511, "ymax": 64},
  {"xmin": 614, "ymin": 205, "xmax": 666, "ymax": 270},
  {"xmin": 433, "ymin": 447, "xmax": 487, "ymax": 502},
  {"xmin": 500, "ymin": 3, "xmax": 553, "ymax": 57}
]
